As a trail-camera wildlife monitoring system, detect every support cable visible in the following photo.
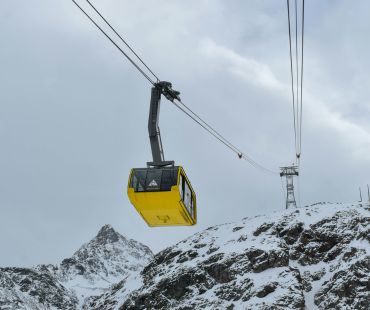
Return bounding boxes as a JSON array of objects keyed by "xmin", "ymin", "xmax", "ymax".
[
  {"xmin": 174, "ymin": 99, "xmax": 278, "ymax": 175},
  {"xmin": 72, "ymin": 0, "xmax": 155, "ymax": 85},
  {"xmin": 85, "ymin": 0, "xmax": 160, "ymax": 82},
  {"xmin": 294, "ymin": 0, "xmax": 300, "ymax": 158},
  {"xmin": 286, "ymin": 0, "xmax": 298, "ymax": 157},
  {"xmin": 72, "ymin": 0, "xmax": 279, "ymax": 176},
  {"xmin": 287, "ymin": 0, "xmax": 304, "ymax": 162},
  {"xmin": 298, "ymin": 0, "xmax": 305, "ymax": 158}
]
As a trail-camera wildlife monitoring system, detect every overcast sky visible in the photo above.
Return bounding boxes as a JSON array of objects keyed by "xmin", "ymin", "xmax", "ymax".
[{"xmin": 1, "ymin": 0, "xmax": 370, "ymax": 267}]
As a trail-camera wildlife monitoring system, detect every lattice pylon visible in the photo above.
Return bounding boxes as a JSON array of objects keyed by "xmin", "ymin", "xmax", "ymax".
[{"xmin": 280, "ymin": 166, "xmax": 299, "ymax": 209}]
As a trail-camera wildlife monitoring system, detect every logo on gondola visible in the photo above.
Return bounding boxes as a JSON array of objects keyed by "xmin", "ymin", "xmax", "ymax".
[{"xmin": 148, "ymin": 180, "xmax": 158, "ymax": 187}]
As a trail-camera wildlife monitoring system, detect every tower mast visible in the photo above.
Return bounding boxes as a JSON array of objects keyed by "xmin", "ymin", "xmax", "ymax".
[{"xmin": 280, "ymin": 165, "xmax": 299, "ymax": 209}]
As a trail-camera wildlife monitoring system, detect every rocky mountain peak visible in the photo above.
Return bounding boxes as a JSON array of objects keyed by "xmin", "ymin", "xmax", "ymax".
[
  {"xmin": 0, "ymin": 225, "xmax": 154, "ymax": 310},
  {"xmin": 56, "ymin": 225, "xmax": 153, "ymax": 303},
  {"xmin": 95, "ymin": 224, "xmax": 121, "ymax": 244}
]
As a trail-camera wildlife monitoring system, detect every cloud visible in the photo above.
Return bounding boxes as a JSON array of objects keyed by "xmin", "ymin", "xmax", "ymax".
[
  {"xmin": 199, "ymin": 37, "xmax": 370, "ymax": 162},
  {"xmin": 199, "ymin": 38, "xmax": 282, "ymax": 90},
  {"xmin": 306, "ymin": 93, "xmax": 370, "ymax": 161}
]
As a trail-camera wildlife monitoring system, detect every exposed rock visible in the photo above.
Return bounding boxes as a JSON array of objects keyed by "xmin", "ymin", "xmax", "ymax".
[
  {"xmin": 256, "ymin": 281, "xmax": 278, "ymax": 297},
  {"xmin": 277, "ymin": 221, "xmax": 304, "ymax": 245},
  {"xmin": 87, "ymin": 203, "xmax": 370, "ymax": 310},
  {"xmin": 0, "ymin": 267, "xmax": 78, "ymax": 310},
  {"xmin": 0, "ymin": 225, "xmax": 153, "ymax": 310},
  {"xmin": 253, "ymin": 222, "xmax": 274, "ymax": 236},
  {"xmin": 315, "ymin": 256, "xmax": 370, "ymax": 309},
  {"xmin": 3, "ymin": 203, "xmax": 370, "ymax": 310}
]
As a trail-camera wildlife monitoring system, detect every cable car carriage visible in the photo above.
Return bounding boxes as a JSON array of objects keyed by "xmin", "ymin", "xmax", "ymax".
[
  {"xmin": 127, "ymin": 82, "xmax": 197, "ymax": 227},
  {"xmin": 128, "ymin": 165, "xmax": 196, "ymax": 226}
]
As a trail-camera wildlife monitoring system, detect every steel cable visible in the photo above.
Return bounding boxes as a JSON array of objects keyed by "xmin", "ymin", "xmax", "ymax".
[
  {"xmin": 287, "ymin": 0, "xmax": 304, "ymax": 161},
  {"xmin": 72, "ymin": 0, "xmax": 279, "ymax": 176},
  {"xmin": 286, "ymin": 0, "xmax": 298, "ymax": 157},
  {"xmin": 295, "ymin": 0, "xmax": 301, "ymax": 158},
  {"xmin": 85, "ymin": 0, "xmax": 160, "ymax": 83},
  {"xmin": 298, "ymin": 0, "xmax": 305, "ymax": 158},
  {"xmin": 174, "ymin": 99, "xmax": 278, "ymax": 175},
  {"xmin": 72, "ymin": 0, "xmax": 155, "ymax": 85}
]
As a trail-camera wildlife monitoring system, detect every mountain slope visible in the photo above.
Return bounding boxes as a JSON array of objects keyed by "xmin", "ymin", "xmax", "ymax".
[
  {"xmin": 2, "ymin": 203, "xmax": 370, "ymax": 309},
  {"xmin": 0, "ymin": 267, "xmax": 77, "ymax": 310},
  {"xmin": 0, "ymin": 225, "xmax": 153, "ymax": 309},
  {"xmin": 53, "ymin": 224, "xmax": 153, "ymax": 303},
  {"xmin": 85, "ymin": 203, "xmax": 370, "ymax": 310}
]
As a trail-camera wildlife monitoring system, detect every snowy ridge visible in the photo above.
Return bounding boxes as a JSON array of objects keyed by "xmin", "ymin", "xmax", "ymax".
[
  {"xmin": 54, "ymin": 224, "xmax": 153, "ymax": 303},
  {"xmin": 85, "ymin": 202, "xmax": 370, "ymax": 310},
  {"xmin": 0, "ymin": 225, "xmax": 153, "ymax": 309},
  {"xmin": 2, "ymin": 203, "xmax": 370, "ymax": 309}
]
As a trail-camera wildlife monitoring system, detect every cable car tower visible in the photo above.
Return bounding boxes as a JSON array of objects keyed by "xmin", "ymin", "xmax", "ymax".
[{"xmin": 280, "ymin": 165, "xmax": 299, "ymax": 209}]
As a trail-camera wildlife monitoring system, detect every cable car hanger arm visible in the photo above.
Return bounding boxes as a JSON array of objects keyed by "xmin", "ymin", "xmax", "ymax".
[{"xmin": 147, "ymin": 81, "xmax": 180, "ymax": 167}]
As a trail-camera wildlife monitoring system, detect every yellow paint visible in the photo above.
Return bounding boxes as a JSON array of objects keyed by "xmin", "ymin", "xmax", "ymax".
[{"xmin": 127, "ymin": 166, "xmax": 197, "ymax": 227}]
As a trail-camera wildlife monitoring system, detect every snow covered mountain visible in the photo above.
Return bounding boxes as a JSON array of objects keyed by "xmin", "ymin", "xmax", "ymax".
[
  {"xmin": 84, "ymin": 202, "xmax": 370, "ymax": 310},
  {"xmin": 2, "ymin": 203, "xmax": 370, "ymax": 309},
  {"xmin": 0, "ymin": 267, "xmax": 78, "ymax": 309},
  {"xmin": 52, "ymin": 224, "xmax": 153, "ymax": 302},
  {"xmin": 0, "ymin": 224, "xmax": 153, "ymax": 309}
]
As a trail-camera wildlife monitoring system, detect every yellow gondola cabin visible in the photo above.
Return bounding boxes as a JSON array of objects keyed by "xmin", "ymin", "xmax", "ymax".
[{"xmin": 127, "ymin": 166, "xmax": 196, "ymax": 227}]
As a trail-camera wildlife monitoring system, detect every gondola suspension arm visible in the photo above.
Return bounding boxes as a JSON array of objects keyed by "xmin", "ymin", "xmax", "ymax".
[{"xmin": 147, "ymin": 81, "xmax": 180, "ymax": 167}]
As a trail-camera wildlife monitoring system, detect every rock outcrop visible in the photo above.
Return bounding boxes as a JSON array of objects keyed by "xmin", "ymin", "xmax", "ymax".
[
  {"xmin": 2, "ymin": 203, "xmax": 370, "ymax": 309},
  {"xmin": 87, "ymin": 203, "xmax": 370, "ymax": 310}
]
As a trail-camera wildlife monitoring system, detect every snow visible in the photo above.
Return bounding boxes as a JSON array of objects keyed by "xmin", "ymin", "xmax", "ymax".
[
  {"xmin": 0, "ymin": 224, "xmax": 153, "ymax": 310},
  {"xmin": 90, "ymin": 202, "xmax": 370, "ymax": 309},
  {"xmin": 2, "ymin": 202, "xmax": 370, "ymax": 309}
]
